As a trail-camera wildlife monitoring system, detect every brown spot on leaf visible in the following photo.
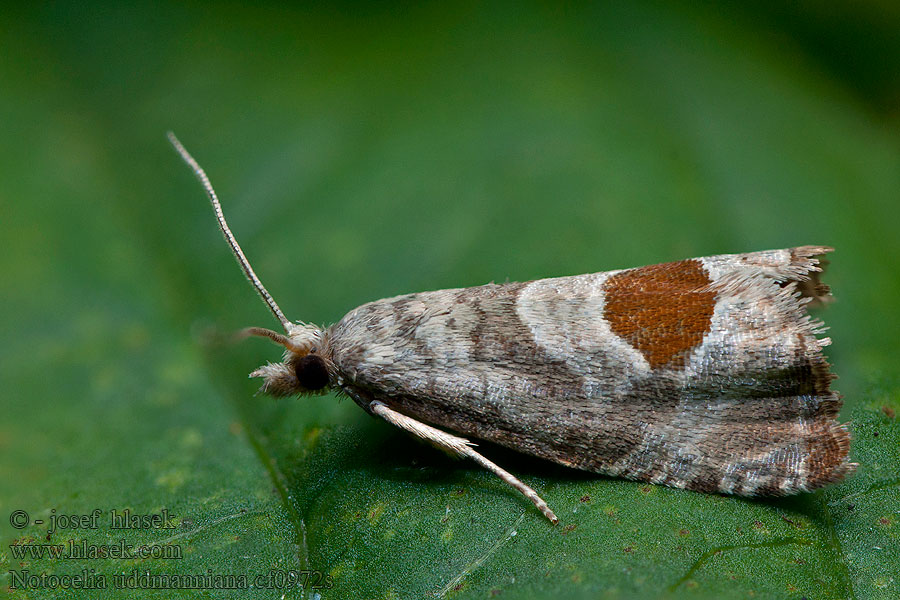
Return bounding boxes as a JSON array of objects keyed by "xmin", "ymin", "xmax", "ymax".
[
  {"xmin": 603, "ymin": 259, "xmax": 716, "ymax": 368},
  {"xmin": 580, "ymin": 494, "xmax": 591, "ymax": 503},
  {"xmin": 882, "ymin": 405, "xmax": 896, "ymax": 419}
]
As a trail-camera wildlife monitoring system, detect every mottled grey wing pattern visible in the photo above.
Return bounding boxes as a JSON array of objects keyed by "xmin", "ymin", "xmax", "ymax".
[{"xmin": 329, "ymin": 247, "xmax": 853, "ymax": 496}]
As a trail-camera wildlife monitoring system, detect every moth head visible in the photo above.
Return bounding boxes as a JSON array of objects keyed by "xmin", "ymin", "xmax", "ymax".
[
  {"xmin": 245, "ymin": 324, "xmax": 334, "ymax": 397},
  {"xmin": 168, "ymin": 133, "xmax": 335, "ymax": 398}
]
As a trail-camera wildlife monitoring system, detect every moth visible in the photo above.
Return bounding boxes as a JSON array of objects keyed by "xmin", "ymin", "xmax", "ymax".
[{"xmin": 170, "ymin": 133, "xmax": 855, "ymax": 524}]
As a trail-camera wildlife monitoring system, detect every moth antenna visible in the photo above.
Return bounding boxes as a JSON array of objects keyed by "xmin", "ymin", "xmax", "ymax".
[
  {"xmin": 168, "ymin": 132, "xmax": 291, "ymax": 331},
  {"xmin": 238, "ymin": 327, "xmax": 305, "ymax": 354}
]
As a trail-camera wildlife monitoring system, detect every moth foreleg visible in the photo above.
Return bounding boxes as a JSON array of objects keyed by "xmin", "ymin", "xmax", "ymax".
[{"xmin": 369, "ymin": 401, "xmax": 558, "ymax": 524}]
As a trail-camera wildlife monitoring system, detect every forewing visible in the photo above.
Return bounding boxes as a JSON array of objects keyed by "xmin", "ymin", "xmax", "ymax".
[{"xmin": 329, "ymin": 246, "xmax": 853, "ymax": 495}]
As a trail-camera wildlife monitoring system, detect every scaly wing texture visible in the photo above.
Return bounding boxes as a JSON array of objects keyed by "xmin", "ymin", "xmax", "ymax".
[{"xmin": 329, "ymin": 246, "xmax": 854, "ymax": 495}]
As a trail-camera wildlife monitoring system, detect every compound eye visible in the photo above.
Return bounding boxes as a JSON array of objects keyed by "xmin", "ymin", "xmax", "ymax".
[{"xmin": 293, "ymin": 354, "xmax": 330, "ymax": 391}]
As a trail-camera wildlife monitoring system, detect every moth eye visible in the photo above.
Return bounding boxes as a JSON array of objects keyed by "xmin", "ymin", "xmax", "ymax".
[{"xmin": 293, "ymin": 354, "xmax": 329, "ymax": 391}]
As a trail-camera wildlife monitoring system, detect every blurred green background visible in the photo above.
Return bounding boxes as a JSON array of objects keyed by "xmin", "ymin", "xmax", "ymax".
[{"xmin": 1, "ymin": 2, "xmax": 898, "ymax": 599}]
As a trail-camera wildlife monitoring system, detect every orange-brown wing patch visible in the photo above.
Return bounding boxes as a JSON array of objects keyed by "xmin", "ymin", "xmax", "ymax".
[{"xmin": 603, "ymin": 259, "xmax": 716, "ymax": 368}]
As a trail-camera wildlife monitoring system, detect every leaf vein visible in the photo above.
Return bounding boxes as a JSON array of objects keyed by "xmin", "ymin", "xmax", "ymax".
[
  {"xmin": 668, "ymin": 537, "xmax": 813, "ymax": 592},
  {"xmin": 437, "ymin": 513, "xmax": 526, "ymax": 597}
]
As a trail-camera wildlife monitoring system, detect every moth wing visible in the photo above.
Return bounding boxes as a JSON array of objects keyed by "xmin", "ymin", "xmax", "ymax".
[{"xmin": 330, "ymin": 246, "xmax": 853, "ymax": 495}]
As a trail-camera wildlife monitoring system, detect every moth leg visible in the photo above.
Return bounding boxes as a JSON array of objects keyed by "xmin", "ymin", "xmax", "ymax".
[{"xmin": 369, "ymin": 400, "xmax": 558, "ymax": 524}]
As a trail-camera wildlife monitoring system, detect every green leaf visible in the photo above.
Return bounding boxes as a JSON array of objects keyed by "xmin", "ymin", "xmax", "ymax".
[{"xmin": 2, "ymin": 2, "xmax": 898, "ymax": 599}]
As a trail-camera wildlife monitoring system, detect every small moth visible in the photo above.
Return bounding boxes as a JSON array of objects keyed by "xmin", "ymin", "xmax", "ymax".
[{"xmin": 170, "ymin": 133, "xmax": 855, "ymax": 524}]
